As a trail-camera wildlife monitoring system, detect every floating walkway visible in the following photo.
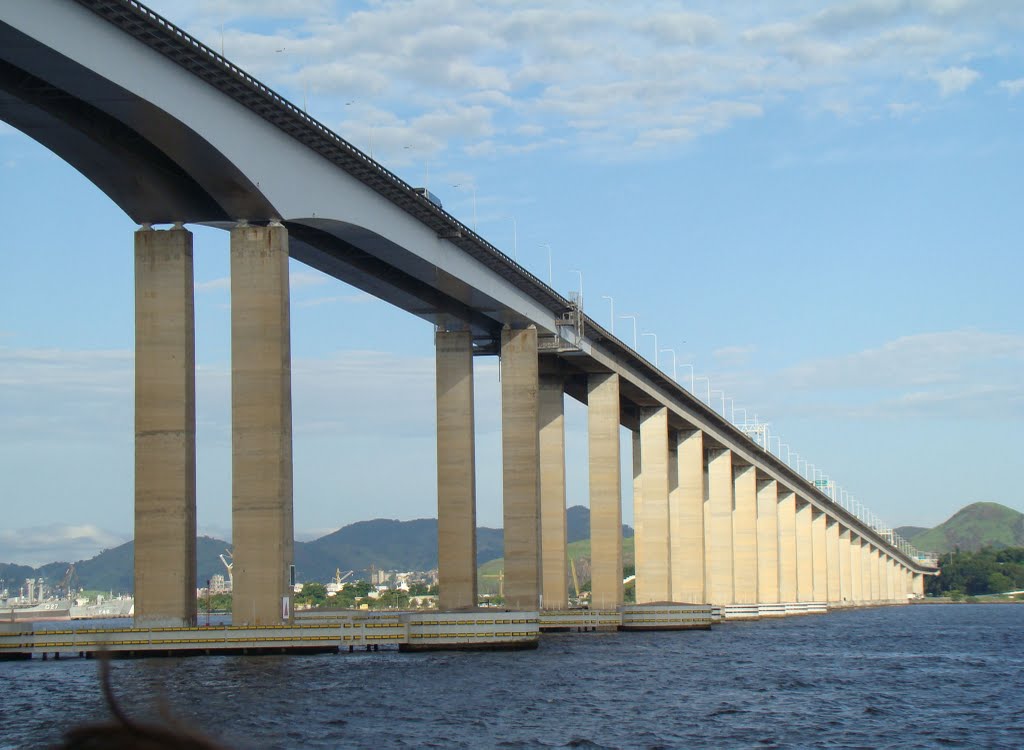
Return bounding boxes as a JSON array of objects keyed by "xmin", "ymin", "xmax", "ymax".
[
  {"xmin": 0, "ymin": 611, "xmax": 539, "ymax": 660},
  {"xmin": 539, "ymin": 604, "xmax": 714, "ymax": 632}
]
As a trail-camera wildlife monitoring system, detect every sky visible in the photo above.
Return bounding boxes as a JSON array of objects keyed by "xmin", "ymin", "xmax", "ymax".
[{"xmin": 2, "ymin": 0, "xmax": 1023, "ymax": 566}]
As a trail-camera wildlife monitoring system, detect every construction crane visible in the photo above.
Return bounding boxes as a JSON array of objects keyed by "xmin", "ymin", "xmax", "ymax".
[
  {"xmin": 481, "ymin": 570, "xmax": 504, "ymax": 598},
  {"xmin": 59, "ymin": 564, "xmax": 78, "ymax": 600},
  {"xmin": 333, "ymin": 569, "xmax": 354, "ymax": 586},
  {"xmin": 219, "ymin": 551, "xmax": 234, "ymax": 589}
]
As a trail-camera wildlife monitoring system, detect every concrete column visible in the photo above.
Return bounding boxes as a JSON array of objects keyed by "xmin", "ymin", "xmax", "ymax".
[
  {"xmin": 706, "ymin": 448, "xmax": 735, "ymax": 605},
  {"xmin": 231, "ymin": 222, "xmax": 294, "ymax": 626},
  {"xmin": 886, "ymin": 557, "xmax": 895, "ymax": 600},
  {"xmin": 899, "ymin": 566, "xmax": 908, "ymax": 599},
  {"xmin": 913, "ymin": 571, "xmax": 924, "ymax": 597},
  {"xmin": 673, "ymin": 430, "xmax": 705, "ymax": 603},
  {"xmin": 777, "ymin": 490, "xmax": 797, "ymax": 603},
  {"xmin": 134, "ymin": 224, "xmax": 196, "ymax": 627},
  {"xmin": 861, "ymin": 539, "xmax": 873, "ymax": 602},
  {"xmin": 435, "ymin": 329, "xmax": 477, "ymax": 610},
  {"xmin": 795, "ymin": 500, "xmax": 814, "ymax": 602},
  {"xmin": 637, "ymin": 407, "xmax": 671, "ymax": 603},
  {"xmin": 838, "ymin": 526, "xmax": 852, "ymax": 603},
  {"xmin": 501, "ymin": 326, "xmax": 541, "ymax": 610},
  {"xmin": 732, "ymin": 465, "xmax": 758, "ymax": 604},
  {"xmin": 538, "ymin": 374, "xmax": 567, "ymax": 610},
  {"xmin": 632, "ymin": 430, "xmax": 643, "ymax": 593},
  {"xmin": 588, "ymin": 373, "xmax": 622, "ymax": 610},
  {"xmin": 870, "ymin": 546, "xmax": 881, "ymax": 601},
  {"xmin": 850, "ymin": 535, "xmax": 863, "ymax": 602},
  {"xmin": 811, "ymin": 509, "xmax": 828, "ymax": 602},
  {"xmin": 826, "ymin": 518, "xmax": 841, "ymax": 603},
  {"xmin": 756, "ymin": 478, "xmax": 779, "ymax": 603}
]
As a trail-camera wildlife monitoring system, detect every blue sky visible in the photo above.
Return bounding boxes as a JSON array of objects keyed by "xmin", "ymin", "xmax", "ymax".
[{"xmin": 2, "ymin": 0, "xmax": 1023, "ymax": 565}]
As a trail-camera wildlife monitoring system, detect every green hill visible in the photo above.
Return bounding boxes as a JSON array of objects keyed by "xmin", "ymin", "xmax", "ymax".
[
  {"xmin": 2, "ymin": 506, "xmax": 637, "ymax": 595},
  {"xmin": 910, "ymin": 502, "xmax": 1024, "ymax": 553},
  {"xmin": 895, "ymin": 525, "xmax": 928, "ymax": 540}
]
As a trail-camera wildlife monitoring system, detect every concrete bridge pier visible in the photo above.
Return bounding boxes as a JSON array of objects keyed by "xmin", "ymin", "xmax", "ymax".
[
  {"xmin": 672, "ymin": 429, "xmax": 705, "ymax": 603},
  {"xmin": 230, "ymin": 221, "xmax": 294, "ymax": 626},
  {"xmin": 133, "ymin": 224, "xmax": 197, "ymax": 627},
  {"xmin": 838, "ymin": 526, "xmax": 852, "ymax": 603},
  {"xmin": 588, "ymin": 373, "xmax": 623, "ymax": 609},
  {"xmin": 825, "ymin": 517, "xmax": 841, "ymax": 603},
  {"xmin": 870, "ymin": 546, "xmax": 882, "ymax": 601},
  {"xmin": 850, "ymin": 535, "xmax": 864, "ymax": 603},
  {"xmin": 705, "ymin": 448, "xmax": 735, "ymax": 604},
  {"xmin": 756, "ymin": 477, "xmax": 779, "ymax": 603},
  {"xmin": 795, "ymin": 500, "xmax": 814, "ymax": 602},
  {"xmin": 777, "ymin": 490, "xmax": 797, "ymax": 603},
  {"xmin": 500, "ymin": 326, "xmax": 541, "ymax": 610},
  {"xmin": 636, "ymin": 407, "xmax": 671, "ymax": 603},
  {"xmin": 811, "ymin": 509, "xmax": 828, "ymax": 603},
  {"xmin": 539, "ymin": 373, "xmax": 567, "ymax": 610},
  {"xmin": 732, "ymin": 464, "xmax": 758, "ymax": 604},
  {"xmin": 861, "ymin": 538, "xmax": 873, "ymax": 602},
  {"xmin": 435, "ymin": 328, "xmax": 478, "ymax": 610}
]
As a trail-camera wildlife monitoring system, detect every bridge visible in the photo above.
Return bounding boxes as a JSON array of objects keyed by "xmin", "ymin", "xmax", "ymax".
[{"xmin": 0, "ymin": 0, "xmax": 935, "ymax": 635}]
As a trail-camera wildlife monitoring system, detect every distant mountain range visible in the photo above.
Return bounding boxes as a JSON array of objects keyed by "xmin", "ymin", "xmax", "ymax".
[
  {"xmin": 12, "ymin": 501, "xmax": 1018, "ymax": 594},
  {"xmin": 899, "ymin": 502, "xmax": 1024, "ymax": 554},
  {"xmin": 0, "ymin": 506, "xmax": 634, "ymax": 594}
]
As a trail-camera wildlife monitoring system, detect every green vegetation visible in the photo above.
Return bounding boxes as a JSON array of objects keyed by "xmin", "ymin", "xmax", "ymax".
[
  {"xmin": 198, "ymin": 593, "xmax": 232, "ymax": 612},
  {"xmin": 926, "ymin": 547, "xmax": 1024, "ymax": 597},
  {"xmin": 908, "ymin": 502, "xmax": 1024, "ymax": 553}
]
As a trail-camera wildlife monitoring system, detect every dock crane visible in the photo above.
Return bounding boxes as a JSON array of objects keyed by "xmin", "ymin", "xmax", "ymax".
[{"xmin": 219, "ymin": 551, "xmax": 234, "ymax": 589}]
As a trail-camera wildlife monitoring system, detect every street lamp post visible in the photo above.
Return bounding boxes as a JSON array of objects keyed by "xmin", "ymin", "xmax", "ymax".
[
  {"xmin": 681, "ymin": 364, "xmax": 695, "ymax": 393},
  {"xmin": 539, "ymin": 243, "xmax": 553, "ymax": 284},
  {"xmin": 694, "ymin": 376, "xmax": 711, "ymax": 404},
  {"xmin": 711, "ymin": 389, "xmax": 726, "ymax": 415},
  {"xmin": 569, "ymin": 269, "xmax": 584, "ymax": 309},
  {"xmin": 452, "ymin": 183, "xmax": 477, "ymax": 231},
  {"xmin": 642, "ymin": 332, "xmax": 659, "ymax": 367},
  {"xmin": 620, "ymin": 314, "xmax": 638, "ymax": 349},
  {"xmin": 602, "ymin": 295, "xmax": 615, "ymax": 334},
  {"xmin": 659, "ymin": 348, "xmax": 677, "ymax": 380}
]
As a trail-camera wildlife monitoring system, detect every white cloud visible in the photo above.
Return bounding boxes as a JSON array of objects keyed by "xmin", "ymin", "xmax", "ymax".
[
  {"xmin": 141, "ymin": 0, "xmax": 1019, "ymax": 162},
  {"xmin": 999, "ymin": 77, "xmax": 1024, "ymax": 96},
  {"xmin": 195, "ymin": 277, "xmax": 229, "ymax": 292},
  {"xmin": 0, "ymin": 524, "xmax": 129, "ymax": 568},
  {"xmin": 930, "ymin": 66, "xmax": 980, "ymax": 96}
]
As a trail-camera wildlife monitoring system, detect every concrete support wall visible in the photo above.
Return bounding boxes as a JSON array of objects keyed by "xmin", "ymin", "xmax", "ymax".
[
  {"xmin": 588, "ymin": 374, "xmax": 622, "ymax": 610},
  {"xmin": 861, "ymin": 539, "xmax": 873, "ymax": 602},
  {"xmin": 706, "ymin": 449, "xmax": 734, "ymax": 605},
  {"xmin": 632, "ymin": 430, "xmax": 643, "ymax": 594},
  {"xmin": 756, "ymin": 478, "xmax": 779, "ymax": 603},
  {"xmin": 732, "ymin": 465, "xmax": 758, "ymax": 604},
  {"xmin": 637, "ymin": 407, "xmax": 671, "ymax": 603},
  {"xmin": 913, "ymin": 572, "xmax": 925, "ymax": 597},
  {"xmin": 850, "ymin": 535, "xmax": 863, "ymax": 602},
  {"xmin": 134, "ymin": 225, "xmax": 196, "ymax": 627},
  {"xmin": 674, "ymin": 430, "xmax": 705, "ymax": 603},
  {"xmin": 811, "ymin": 509, "xmax": 828, "ymax": 602},
  {"xmin": 839, "ymin": 527, "xmax": 852, "ymax": 603},
  {"xmin": 231, "ymin": 222, "xmax": 294, "ymax": 626},
  {"xmin": 886, "ymin": 557, "xmax": 895, "ymax": 600},
  {"xmin": 500, "ymin": 326, "xmax": 541, "ymax": 610},
  {"xmin": 795, "ymin": 500, "xmax": 814, "ymax": 602},
  {"xmin": 825, "ymin": 518, "xmax": 841, "ymax": 603},
  {"xmin": 870, "ymin": 547, "xmax": 881, "ymax": 601},
  {"xmin": 777, "ymin": 490, "xmax": 797, "ymax": 603},
  {"xmin": 539, "ymin": 374, "xmax": 567, "ymax": 610},
  {"xmin": 435, "ymin": 330, "xmax": 478, "ymax": 610}
]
